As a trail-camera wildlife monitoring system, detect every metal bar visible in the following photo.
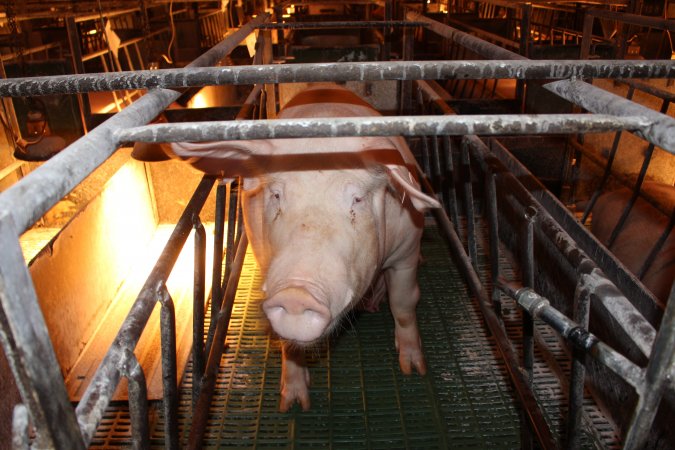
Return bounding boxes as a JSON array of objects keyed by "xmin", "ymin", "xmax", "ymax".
[
  {"xmin": 498, "ymin": 280, "xmax": 645, "ymax": 390},
  {"xmin": 486, "ymin": 169, "xmax": 502, "ymax": 316},
  {"xmin": 475, "ymin": 137, "xmax": 658, "ymax": 357},
  {"xmin": 623, "ymin": 285, "xmax": 675, "ymax": 448},
  {"xmin": 205, "ymin": 183, "xmax": 227, "ymax": 358},
  {"xmin": 159, "ymin": 285, "xmax": 179, "ymax": 450},
  {"xmin": 11, "ymin": 404, "xmax": 29, "ymax": 450},
  {"xmin": 1, "ymin": 60, "xmax": 672, "ymax": 97},
  {"xmin": 544, "ymin": 79, "xmax": 675, "ymax": 154},
  {"xmin": 421, "ymin": 176, "xmax": 559, "ymax": 449},
  {"xmin": 74, "ymin": 176, "xmax": 215, "ymax": 445},
  {"xmin": 522, "ymin": 206, "xmax": 537, "ymax": 383},
  {"xmin": 115, "ymin": 114, "xmax": 650, "ymax": 143},
  {"xmin": 461, "ymin": 138, "xmax": 478, "ymax": 268},
  {"xmin": 226, "ymin": 181, "xmax": 240, "ymax": 281},
  {"xmin": 638, "ymin": 210, "xmax": 675, "ymax": 280},
  {"xmin": 192, "ymin": 218, "xmax": 207, "ymax": 410},
  {"xmin": 257, "ymin": 20, "xmax": 428, "ymax": 29},
  {"xmin": 0, "ymin": 214, "xmax": 85, "ymax": 449},
  {"xmin": 566, "ymin": 277, "xmax": 592, "ymax": 450},
  {"xmin": 188, "ymin": 231, "xmax": 249, "ymax": 450},
  {"xmin": 580, "ymin": 86, "xmax": 635, "ymax": 224},
  {"xmin": 0, "ymin": 13, "xmax": 269, "ymax": 237},
  {"xmin": 444, "ymin": 136, "xmax": 460, "ymax": 229},
  {"xmin": 407, "ymin": 10, "xmax": 527, "ymax": 60},
  {"xmin": 122, "ymin": 351, "xmax": 150, "ymax": 450},
  {"xmin": 587, "ymin": 8, "xmax": 675, "ymax": 31},
  {"xmin": 606, "ymin": 96, "xmax": 671, "ymax": 247}
]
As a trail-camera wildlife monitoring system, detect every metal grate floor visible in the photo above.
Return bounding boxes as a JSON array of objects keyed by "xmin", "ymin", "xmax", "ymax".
[
  {"xmin": 165, "ymin": 226, "xmax": 521, "ymax": 448},
  {"xmin": 88, "ymin": 222, "xmax": 621, "ymax": 449}
]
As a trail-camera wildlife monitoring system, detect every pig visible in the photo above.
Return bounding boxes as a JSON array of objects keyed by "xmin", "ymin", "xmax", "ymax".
[
  {"xmin": 590, "ymin": 181, "xmax": 675, "ymax": 305},
  {"xmin": 141, "ymin": 85, "xmax": 441, "ymax": 411}
]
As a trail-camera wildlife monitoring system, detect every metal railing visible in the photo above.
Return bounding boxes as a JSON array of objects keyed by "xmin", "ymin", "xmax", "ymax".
[{"xmin": 0, "ymin": 10, "xmax": 673, "ymax": 450}]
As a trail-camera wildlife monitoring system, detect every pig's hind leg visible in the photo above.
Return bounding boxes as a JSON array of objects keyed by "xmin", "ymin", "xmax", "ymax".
[
  {"xmin": 385, "ymin": 265, "xmax": 427, "ymax": 376},
  {"xmin": 280, "ymin": 342, "xmax": 311, "ymax": 412}
]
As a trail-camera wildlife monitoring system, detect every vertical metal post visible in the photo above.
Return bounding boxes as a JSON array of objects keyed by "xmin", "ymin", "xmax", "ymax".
[
  {"xmin": 522, "ymin": 205, "xmax": 537, "ymax": 383},
  {"xmin": 400, "ymin": 25, "xmax": 415, "ymax": 115},
  {"xmin": 485, "ymin": 163, "xmax": 502, "ymax": 317},
  {"xmin": 607, "ymin": 97, "xmax": 671, "ymax": 248},
  {"xmin": 123, "ymin": 351, "xmax": 150, "ymax": 450},
  {"xmin": 443, "ymin": 136, "xmax": 460, "ymax": 228},
  {"xmin": 159, "ymin": 284, "xmax": 179, "ymax": 450},
  {"xmin": 580, "ymin": 13, "xmax": 594, "ymax": 59},
  {"xmin": 461, "ymin": 138, "xmax": 478, "ymax": 268},
  {"xmin": 0, "ymin": 215, "xmax": 85, "ymax": 450},
  {"xmin": 566, "ymin": 278, "xmax": 591, "ymax": 449},
  {"xmin": 206, "ymin": 183, "xmax": 227, "ymax": 356},
  {"xmin": 65, "ymin": 17, "xmax": 90, "ymax": 133},
  {"xmin": 225, "ymin": 180, "xmax": 240, "ymax": 280},
  {"xmin": 192, "ymin": 216, "xmax": 207, "ymax": 409},
  {"xmin": 623, "ymin": 283, "xmax": 675, "ymax": 448}
]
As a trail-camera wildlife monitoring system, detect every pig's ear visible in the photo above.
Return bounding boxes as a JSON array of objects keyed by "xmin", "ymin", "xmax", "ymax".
[
  {"xmin": 169, "ymin": 140, "xmax": 272, "ymax": 179},
  {"xmin": 385, "ymin": 164, "xmax": 442, "ymax": 211}
]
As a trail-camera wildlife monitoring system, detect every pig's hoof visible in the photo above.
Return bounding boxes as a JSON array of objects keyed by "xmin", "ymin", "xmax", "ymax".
[
  {"xmin": 280, "ymin": 383, "xmax": 311, "ymax": 412},
  {"xmin": 399, "ymin": 346, "xmax": 427, "ymax": 376},
  {"xmin": 396, "ymin": 334, "xmax": 427, "ymax": 375}
]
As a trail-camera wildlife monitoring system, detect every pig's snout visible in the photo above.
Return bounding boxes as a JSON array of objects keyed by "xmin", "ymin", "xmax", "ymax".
[{"xmin": 263, "ymin": 287, "xmax": 331, "ymax": 344}]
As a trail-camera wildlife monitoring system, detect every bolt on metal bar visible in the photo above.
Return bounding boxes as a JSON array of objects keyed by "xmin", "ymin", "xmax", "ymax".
[
  {"xmin": 114, "ymin": 114, "xmax": 650, "ymax": 143},
  {"xmin": 544, "ymin": 79, "xmax": 675, "ymax": 154},
  {"xmin": 0, "ymin": 60, "xmax": 672, "ymax": 98},
  {"xmin": 0, "ymin": 13, "xmax": 269, "ymax": 237}
]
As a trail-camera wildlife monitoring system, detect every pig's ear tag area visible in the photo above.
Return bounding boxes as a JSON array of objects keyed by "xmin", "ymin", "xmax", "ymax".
[{"xmin": 385, "ymin": 165, "xmax": 442, "ymax": 211}]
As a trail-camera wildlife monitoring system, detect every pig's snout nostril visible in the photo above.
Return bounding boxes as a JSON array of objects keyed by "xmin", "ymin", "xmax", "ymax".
[{"xmin": 263, "ymin": 287, "xmax": 331, "ymax": 344}]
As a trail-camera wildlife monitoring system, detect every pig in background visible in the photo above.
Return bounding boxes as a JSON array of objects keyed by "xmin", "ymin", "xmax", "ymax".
[{"xmin": 135, "ymin": 85, "xmax": 441, "ymax": 411}]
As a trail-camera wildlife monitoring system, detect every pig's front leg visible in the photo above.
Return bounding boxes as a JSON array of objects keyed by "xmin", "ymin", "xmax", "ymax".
[
  {"xmin": 385, "ymin": 265, "xmax": 427, "ymax": 375},
  {"xmin": 280, "ymin": 343, "xmax": 311, "ymax": 412}
]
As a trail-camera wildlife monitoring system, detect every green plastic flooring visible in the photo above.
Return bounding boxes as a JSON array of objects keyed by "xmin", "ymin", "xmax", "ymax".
[
  {"xmin": 163, "ymin": 227, "xmax": 521, "ymax": 449},
  {"xmin": 89, "ymin": 223, "xmax": 623, "ymax": 448}
]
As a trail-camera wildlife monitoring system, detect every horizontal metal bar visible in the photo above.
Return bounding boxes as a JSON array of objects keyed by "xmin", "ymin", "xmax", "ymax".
[
  {"xmin": 587, "ymin": 8, "xmax": 675, "ymax": 31},
  {"xmin": 115, "ymin": 114, "xmax": 649, "ymax": 143},
  {"xmin": 0, "ymin": 60, "xmax": 672, "ymax": 98},
  {"xmin": 257, "ymin": 20, "xmax": 428, "ymax": 29},
  {"xmin": 498, "ymin": 279, "xmax": 645, "ymax": 389},
  {"xmin": 545, "ymin": 79, "xmax": 675, "ymax": 154},
  {"xmin": 0, "ymin": 14, "xmax": 268, "ymax": 236}
]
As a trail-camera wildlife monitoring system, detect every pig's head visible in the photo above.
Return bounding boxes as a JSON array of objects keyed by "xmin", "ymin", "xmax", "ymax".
[{"xmin": 159, "ymin": 135, "xmax": 439, "ymax": 346}]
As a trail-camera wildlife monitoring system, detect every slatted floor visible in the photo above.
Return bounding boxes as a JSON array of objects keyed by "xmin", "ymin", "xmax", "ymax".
[{"xmin": 89, "ymin": 222, "xmax": 619, "ymax": 448}]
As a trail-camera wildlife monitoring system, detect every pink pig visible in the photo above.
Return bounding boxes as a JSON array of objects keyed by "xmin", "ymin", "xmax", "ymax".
[{"xmin": 166, "ymin": 85, "xmax": 440, "ymax": 411}]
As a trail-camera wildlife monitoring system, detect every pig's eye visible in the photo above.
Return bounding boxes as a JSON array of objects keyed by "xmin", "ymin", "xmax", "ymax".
[{"xmin": 352, "ymin": 196, "xmax": 363, "ymax": 205}]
